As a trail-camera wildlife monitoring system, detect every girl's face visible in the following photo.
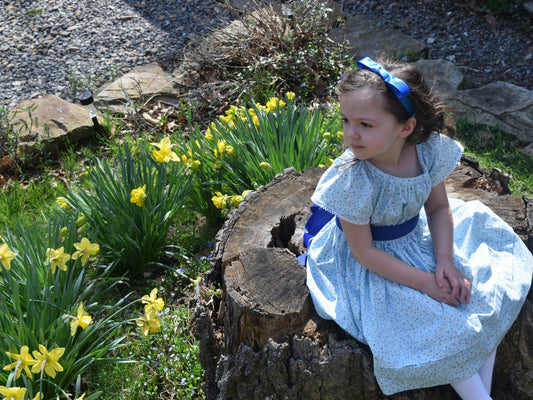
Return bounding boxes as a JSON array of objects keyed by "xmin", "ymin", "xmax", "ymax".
[{"xmin": 340, "ymin": 89, "xmax": 413, "ymax": 166}]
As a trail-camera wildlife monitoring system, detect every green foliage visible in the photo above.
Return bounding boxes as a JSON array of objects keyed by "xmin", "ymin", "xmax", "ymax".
[
  {"xmin": 89, "ymin": 305, "xmax": 205, "ymax": 400},
  {"xmin": 455, "ymin": 118, "xmax": 533, "ymax": 195},
  {"xmin": 0, "ymin": 213, "xmax": 129, "ymax": 399},
  {"xmin": 173, "ymin": 94, "xmax": 343, "ymax": 227},
  {"xmin": 62, "ymin": 144, "xmax": 193, "ymax": 276},
  {"xmin": 0, "ymin": 176, "xmax": 66, "ymax": 234}
]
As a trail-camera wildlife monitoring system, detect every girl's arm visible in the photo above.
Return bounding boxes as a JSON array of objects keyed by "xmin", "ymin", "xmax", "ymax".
[
  {"xmin": 340, "ymin": 218, "xmax": 458, "ymax": 305},
  {"xmin": 423, "ymin": 182, "xmax": 471, "ymax": 304}
]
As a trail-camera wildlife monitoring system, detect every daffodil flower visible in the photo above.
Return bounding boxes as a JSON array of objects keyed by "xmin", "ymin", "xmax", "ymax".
[
  {"xmin": 211, "ymin": 192, "xmax": 228, "ymax": 210},
  {"xmin": 56, "ymin": 197, "xmax": 71, "ymax": 209},
  {"xmin": 59, "ymin": 226, "xmax": 69, "ymax": 239},
  {"xmin": 141, "ymin": 288, "xmax": 165, "ymax": 314},
  {"xmin": 31, "ymin": 345, "xmax": 65, "ymax": 379},
  {"xmin": 0, "ymin": 243, "xmax": 16, "ymax": 271},
  {"xmin": 0, "ymin": 386, "xmax": 27, "ymax": 400},
  {"xmin": 46, "ymin": 247, "xmax": 71, "ymax": 274},
  {"xmin": 266, "ymin": 97, "xmax": 286, "ymax": 112},
  {"xmin": 151, "ymin": 137, "xmax": 180, "ymax": 163},
  {"xmin": 72, "ymin": 238, "xmax": 99, "ymax": 265},
  {"xmin": 70, "ymin": 302, "xmax": 92, "ymax": 335},
  {"xmin": 130, "ymin": 185, "xmax": 147, "ymax": 207},
  {"xmin": 286, "ymin": 91, "xmax": 296, "ymax": 101},
  {"xmin": 33, "ymin": 392, "xmax": 44, "ymax": 400},
  {"xmin": 3, "ymin": 345, "xmax": 36, "ymax": 379},
  {"xmin": 336, "ymin": 130, "xmax": 343, "ymax": 140},
  {"xmin": 136, "ymin": 308, "xmax": 161, "ymax": 336}
]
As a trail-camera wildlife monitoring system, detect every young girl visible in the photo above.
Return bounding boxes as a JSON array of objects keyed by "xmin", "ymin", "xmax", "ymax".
[{"xmin": 305, "ymin": 57, "xmax": 533, "ymax": 399}]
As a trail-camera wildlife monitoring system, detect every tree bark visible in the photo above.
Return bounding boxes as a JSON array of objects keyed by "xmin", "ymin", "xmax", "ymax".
[{"xmin": 193, "ymin": 160, "xmax": 533, "ymax": 400}]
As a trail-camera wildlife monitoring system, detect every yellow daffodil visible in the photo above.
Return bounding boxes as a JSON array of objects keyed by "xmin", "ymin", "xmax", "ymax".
[
  {"xmin": 4, "ymin": 345, "xmax": 36, "ymax": 379},
  {"xmin": 266, "ymin": 97, "xmax": 285, "ymax": 112},
  {"xmin": 46, "ymin": 247, "xmax": 71, "ymax": 274},
  {"xmin": 72, "ymin": 238, "xmax": 99, "ymax": 265},
  {"xmin": 136, "ymin": 308, "xmax": 161, "ymax": 336},
  {"xmin": 33, "ymin": 392, "xmax": 44, "ymax": 400},
  {"xmin": 31, "ymin": 345, "xmax": 65, "ymax": 379},
  {"xmin": 130, "ymin": 185, "xmax": 146, "ymax": 207},
  {"xmin": 56, "ymin": 197, "xmax": 70, "ymax": 209},
  {"xmin": 0, "ymin": 243, "xmax": 16, "ymax": 271},
  {"xmin": 231, "ymin": 190, "xmax": 252, "ymax": 207},
  {"xmin": 181, "ymin": 154, "xmax": 201, "ymax": 171},
  {"xmin": 259, "ymin": 161, "xmax": 272, "ymax": 170},
  {"xmin": 337, "ymin": 130, "xmax": 343, "ymax": 140},
  {"xmin": 322, "ymin": 131, "xmax": 332, "ymax": 140},
  {"xmin": 141, "ymin": 288, "xmax": 165, "ymax": 314},
  {"xmin": 255, "ymin": 103, "xmax": 267, "ymax": 114},
  {"xmin": 76, "ymin": 215, "xmax": 85, "ymax": 227},
  {"xmin": 0, "ymin": 386, "xmax": 26, "ymax": 400},
  {"xmin": 286, "ymin": 91, "xmax": 296, "ymax": 101},
  {"xmin": 211, "ymin": 192, "xmax": 227, "ymax": 210},
  {"xmin": 59, "ymin": 226, "xmax": 69, "ymax": 239},
  {"xmin": 70, "ymin": 302, "xmax": 92, "ymax": 335},
  {"xmin": 151, "ymin": 137, "xmax": 180, "ymax": 163}
]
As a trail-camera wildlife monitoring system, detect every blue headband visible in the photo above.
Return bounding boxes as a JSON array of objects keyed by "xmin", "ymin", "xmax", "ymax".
[{"xmin": 356, "ymin": 57, "xmax": 415, "ymax": 117}]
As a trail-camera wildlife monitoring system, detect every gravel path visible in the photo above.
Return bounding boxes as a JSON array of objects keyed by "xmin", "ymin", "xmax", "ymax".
[
  {"xmin": 343, "ymin": 0, "xmax": 532, "ymax": 90},
  {"xmin": 0, "ymin": 0, "xmax": 236, "ymax": 109},
  {"xmin": 0, "ymin": 0, "xmax": 531, "ymax": 110}
]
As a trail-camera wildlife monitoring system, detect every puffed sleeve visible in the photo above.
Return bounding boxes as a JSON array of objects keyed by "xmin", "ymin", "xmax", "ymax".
[
  {"xmin": 419, "ymin": 133, "xmax": 463, "ymax": 186},
  {"xmin": 311, "ymin": 150, "xmax": 374, "ymax": 225}
]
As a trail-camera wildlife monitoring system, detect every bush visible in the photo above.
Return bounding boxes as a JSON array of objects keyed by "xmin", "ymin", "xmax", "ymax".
[
  {"xmin": 173, "ymin": 93, "xmax": 343, "ymax": 227},
  {"xmin": 0, "ymin": 213, "xmax": 129, "ymax": 399}
]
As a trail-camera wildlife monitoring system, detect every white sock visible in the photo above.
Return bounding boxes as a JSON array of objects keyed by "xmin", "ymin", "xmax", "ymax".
[
  {"xmin": 478, "ymin": 349, "xmax": 497, "ymax": 394},
  {"xmin": 451, "ymin": 372, "xmax": 492, "ymax": 400}
]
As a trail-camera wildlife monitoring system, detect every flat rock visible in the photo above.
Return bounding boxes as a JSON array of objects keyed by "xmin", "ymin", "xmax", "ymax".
[
  {"xmin": 453, "ymin": 81, "xmax": 533, "ymax": 144},
  {"xmin": 10, "ymin": 95, "xmax": 95, "ymax": 154},
  {"xmin": 95, "ymin": 63, "xmax": 181, "ymax": 112},
  {"xmin": 414, "ymin": 59, "xmax": 466, "ymax": 97},
  {"xmin": 335, "ymin": 14, "xmax": 427, "ymax": 60}
]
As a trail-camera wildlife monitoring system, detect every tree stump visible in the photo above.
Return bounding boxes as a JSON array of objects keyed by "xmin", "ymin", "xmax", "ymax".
[{"xmin": 193, "ymin": 160, "xmax": 533, "ymax": 400}]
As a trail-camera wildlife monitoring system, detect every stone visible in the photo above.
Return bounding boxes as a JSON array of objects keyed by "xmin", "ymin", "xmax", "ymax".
[
  {"xmin": 414, "ymin": 59, "xmax": 465, "ymax": 96},
  {"xmin": 10, "ymin": 95, "xmax": 96, "ymax": 155},
  {"xmin": 95, "ymin": 63, "xmax": 181, "ymax": 112},
  {"xmin": 334, "ymin": 14, "xmax": 427, "ymax": 60},
  {"xmin": 452, "ymin": 81, "xmax": 533, "ymax": 144}
]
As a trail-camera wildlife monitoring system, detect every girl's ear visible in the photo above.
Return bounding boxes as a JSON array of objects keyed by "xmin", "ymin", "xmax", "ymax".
[{"xmin": 399, "ymin": 117, "xmax": 416, "ymax": 138}]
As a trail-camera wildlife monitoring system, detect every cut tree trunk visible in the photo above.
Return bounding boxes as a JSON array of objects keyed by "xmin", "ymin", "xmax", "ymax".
[{"xmin": 193, "ymin": 159, "xmax": 533, "ymax": 400}]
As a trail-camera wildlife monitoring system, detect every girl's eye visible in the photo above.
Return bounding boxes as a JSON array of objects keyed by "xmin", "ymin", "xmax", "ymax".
[
  {"xmin": 341, "ymin": 118, "xmax": 348, "ymax": 124},
  {"xmin": 361, "ymin": 122, "xmax": 372, "ymax": 128}
]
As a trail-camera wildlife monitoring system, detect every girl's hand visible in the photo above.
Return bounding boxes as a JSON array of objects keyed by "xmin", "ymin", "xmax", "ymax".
[
  {"xmin": 435, "ymin": 262, "xmax": 471, "ymax": 304},
  {"xmin": 422, "ymin": 273, "xmax": 460, "ymax": 306}
]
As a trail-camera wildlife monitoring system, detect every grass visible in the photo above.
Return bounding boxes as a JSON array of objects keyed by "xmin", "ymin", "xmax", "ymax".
[
  {"xmin": 455, "ymin": 118, "xmax": 533, "ymax": 196},
  {"xmin": 0, "ymin": 174, "xmax": 67, "ymax": 233}
]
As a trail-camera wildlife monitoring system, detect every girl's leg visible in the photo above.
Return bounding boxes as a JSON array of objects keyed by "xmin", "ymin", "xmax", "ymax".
[
  {"xmin": 478, "ymin": 350, "xmax": 497, "ymax": 394},
  {"xmin": 451, "ymin": 372, "xmax": 492, "ymax": 400}
]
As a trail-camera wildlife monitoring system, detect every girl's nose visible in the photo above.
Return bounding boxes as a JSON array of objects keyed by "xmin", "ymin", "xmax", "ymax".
[{"xmin": 345, "ymin": 126, "xmax": 360, "ymax": 140}]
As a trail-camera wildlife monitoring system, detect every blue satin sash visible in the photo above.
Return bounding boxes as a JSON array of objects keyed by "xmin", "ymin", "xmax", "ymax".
[{"xmin": 297, "ymin": 205, "xmax": 419, "ymax": 265}]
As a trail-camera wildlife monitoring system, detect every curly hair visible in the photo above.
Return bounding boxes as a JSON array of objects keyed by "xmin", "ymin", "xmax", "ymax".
[{"xmin": 336, "ymin": 57, "xmax": 450, "ymax": 144}]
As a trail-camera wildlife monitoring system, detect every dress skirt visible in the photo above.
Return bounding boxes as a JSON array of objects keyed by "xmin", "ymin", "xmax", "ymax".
[{"xmin": 306, "ymin": 198, "xmax": 533, "ymax": 395}]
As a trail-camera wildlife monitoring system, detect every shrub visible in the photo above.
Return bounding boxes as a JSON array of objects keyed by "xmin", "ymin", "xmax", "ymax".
[
  {"xmin": 62, "ymin": 144, "xmax": 193, "ymax": 276},
  {"xmin": 0, "ymin": 213, "xmax": 129, "ymax": 399},
  {"xmin": 173, "ymin": 93, "xmax": 343, "ymax": 227}
]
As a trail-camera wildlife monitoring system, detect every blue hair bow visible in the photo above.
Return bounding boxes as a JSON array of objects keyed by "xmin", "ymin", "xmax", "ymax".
[{"xmin": 356, "ymin": 57, "xmax": 415, "ymax": 117}]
